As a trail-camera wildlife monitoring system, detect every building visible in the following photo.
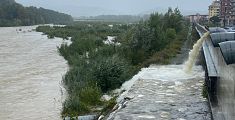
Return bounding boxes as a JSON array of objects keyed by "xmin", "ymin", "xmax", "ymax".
[
  {"xmin": 209, "ymin": 0, "xmax": 220, "ymax": 18},
  {"xmin": 187, "ymin": 14, "xmax": 209, "ymax": 23},
  {"xmin": 220, "ymin": 0, "xmax": 232, "ymax": 26},
  {"xmin": 231, "ymin": 0, "xmax": 235, "ymax": 24}
]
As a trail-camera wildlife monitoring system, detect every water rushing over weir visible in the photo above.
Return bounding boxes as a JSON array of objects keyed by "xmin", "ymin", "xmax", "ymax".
[
  {"xmin": 107, "ymin": 31, "xmax": 212, "ymax": 120},
  {"xmin": 0, "ymin": 26, "xmax": 68, "ymax": 120},
  {"xmin": 184, "ymin": 31, "xmax": 210, "ymax": 73},
  {"xmin": 108, "ymin": 65, "xmax": 211, "ymax": 120}
]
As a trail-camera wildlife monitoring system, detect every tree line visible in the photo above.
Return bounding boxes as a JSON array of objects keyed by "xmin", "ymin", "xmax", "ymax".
[
  {"xmin": 0, "ymin": 0, "xmax": 73, "ymax": 26},
  {"xmin": 76, "ymin": 15, "xmax": 150, "ymax": 23}
]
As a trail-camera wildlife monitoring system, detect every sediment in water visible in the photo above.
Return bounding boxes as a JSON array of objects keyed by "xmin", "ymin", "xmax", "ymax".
[{"xmin": 184, "ymin": 31, "xmax": 210, "ymax": 73}]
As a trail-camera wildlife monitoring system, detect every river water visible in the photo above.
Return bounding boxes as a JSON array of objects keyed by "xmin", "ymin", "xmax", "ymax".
[{"xmin": 0, "ymin": 26, "xmax": 68, "ymax": 120}]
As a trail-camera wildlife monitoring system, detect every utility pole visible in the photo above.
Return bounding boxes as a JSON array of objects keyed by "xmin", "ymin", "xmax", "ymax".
[{"xmin": 224, "ymin": 7, "xmax": 227, "ymax": 27}]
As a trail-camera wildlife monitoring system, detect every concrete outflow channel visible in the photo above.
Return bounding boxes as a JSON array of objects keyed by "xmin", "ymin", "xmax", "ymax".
[{"xmin": 107, "ymin": 65, "xmax": 211, "ymax": 120}]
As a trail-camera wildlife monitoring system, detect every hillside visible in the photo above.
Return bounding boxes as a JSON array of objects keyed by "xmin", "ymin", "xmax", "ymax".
[
  {"xmin": 0, "ymin": 0, "xmax": 73, "ymax": 26},
  {"xmin": 75, "ymin": 15, "xmax": 150, "ymax": 23}
]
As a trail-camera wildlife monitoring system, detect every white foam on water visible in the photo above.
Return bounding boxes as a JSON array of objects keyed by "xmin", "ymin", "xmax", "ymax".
[
  {"xmin": 138, "ymin": 115, "xmax": 156, "ymax": 119},
  {"xmin": 117, "ymin": 64, "xmax": 204, "ymax": 102}
]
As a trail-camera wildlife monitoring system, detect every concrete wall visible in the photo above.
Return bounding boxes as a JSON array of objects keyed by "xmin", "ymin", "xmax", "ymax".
[
  {"xmin": 203, "ymin": 32, "xmax": 235, "ymax": 120},
  {"xmin": 213, "ymin": 45, "xmax": 235, "ymax": 120},
  {"xmin": 195, "ymin": 24, "xmax": 235, "ymax": 120}
]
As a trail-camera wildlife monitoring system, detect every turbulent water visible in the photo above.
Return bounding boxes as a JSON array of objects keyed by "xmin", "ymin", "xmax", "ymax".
[
  {"xmin": 117, "ymin": 64, "xmax": 205, "ymax": 102},
  {"xmin": 184, "ymin": 31, "xmax": 210, "ymax": 73},
  {"xmin": 0, "ymin": 26, "xmax": 68, "ymax": 120},
  {"xmin": 107, "ymin": 30, "xmax": 212, "ymax": 119},
  {"xmin": 108, "ymin": 65, "xmax": 211, "ymax": 120}
]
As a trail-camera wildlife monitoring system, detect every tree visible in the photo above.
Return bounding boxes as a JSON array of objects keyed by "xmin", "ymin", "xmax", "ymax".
[
  {"xmin": 0, "ymin": 0, "xmax": 73, "ymax": 27},
  {"xmin": 210, "ymin": 16, "xmax": 220, "ymax": 26}
]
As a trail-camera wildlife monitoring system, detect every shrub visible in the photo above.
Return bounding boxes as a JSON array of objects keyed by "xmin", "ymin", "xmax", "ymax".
[
  {"xmin": 79, "ymin": 85, "xmax": 102, "ymax": 105},
  {"xmin": 62, "ymin": 95, "xmax": 89, "ymax": 117},
  {"xmin": 93, "ymin": 56, "xmax": 129, "ymax": 92}
]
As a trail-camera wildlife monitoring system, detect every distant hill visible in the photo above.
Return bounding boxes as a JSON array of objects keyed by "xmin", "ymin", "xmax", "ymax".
[
  {"xmin": 0, "ymin": 0, "xmax": 15, "ymax": 4},
  {"xmin": 0, "ymin": 0, "xmax": 73, "ymax": 27},
  {"xmin": 75, "ymin": 15, "xmax": 150, "ymax": 23}
]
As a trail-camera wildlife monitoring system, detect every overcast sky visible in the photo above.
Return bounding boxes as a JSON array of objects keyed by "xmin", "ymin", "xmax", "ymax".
[{"xmin": 15, "ymin": 0, "xmax": 213, "ymax": 17}]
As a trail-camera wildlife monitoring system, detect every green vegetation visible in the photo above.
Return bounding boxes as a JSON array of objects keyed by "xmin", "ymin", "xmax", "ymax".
[
  {"xmin": 0, "ymin": 0, "xmax": 73, "ymax": 27},
  {"xmin": 202, "ymin": 82, "xmax": 208, "ymax": 98},
  {"xmin": 209, "ymin": 16, "xmax": 221, "ymax": 27},
  {"xmin": 37, "ymin": 8, "xmax": 189, "ymax": 117},
  {"xmin": 199, "ymin": 16, "xmax": 221, "ymax": 27}
]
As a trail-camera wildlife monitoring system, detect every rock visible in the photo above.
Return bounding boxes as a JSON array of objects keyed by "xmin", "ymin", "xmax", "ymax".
[{"xmin": 78, "ymin": 115, "xmax": 96, "ymax": 120}]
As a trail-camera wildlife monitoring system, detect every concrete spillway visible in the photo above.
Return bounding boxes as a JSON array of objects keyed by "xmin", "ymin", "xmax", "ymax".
[
  {"xmin": 107, "ymin": 65, "xmax": 211, "ymax": 120},
  {"xmin": 195, "ymin": 24, "xmax": 235, "ymax": 120}
]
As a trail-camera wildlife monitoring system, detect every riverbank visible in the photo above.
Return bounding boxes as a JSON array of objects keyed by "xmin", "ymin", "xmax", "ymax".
[{"xmin": 36, "ymin": 8, "xmax": 190, "ymax": 118}]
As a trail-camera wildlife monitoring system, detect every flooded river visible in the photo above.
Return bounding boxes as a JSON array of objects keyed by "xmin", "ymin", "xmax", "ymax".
[{"xmin": 0, "ymin": 26, "xmax": 68, "ymax": 120}]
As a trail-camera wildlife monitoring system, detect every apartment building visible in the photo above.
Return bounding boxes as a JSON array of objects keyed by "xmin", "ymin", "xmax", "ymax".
[
  {"xmin": 231, "ymin": 0, "xmax": 235, "ymax": 24},
  {"xmin": 209, "ymin": 0, "xmax": 220, "ymax": 18},
  {"xmin": 220, "ymin": 0, "xmax": 232, "ymax": 25}
]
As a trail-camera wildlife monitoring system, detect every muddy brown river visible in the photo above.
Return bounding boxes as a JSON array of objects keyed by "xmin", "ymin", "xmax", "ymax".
[{"xmin": 0, "ymin": 26, "xmax": 68, "ymax": 120}]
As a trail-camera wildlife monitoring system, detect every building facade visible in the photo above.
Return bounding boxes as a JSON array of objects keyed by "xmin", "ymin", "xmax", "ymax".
[
  {"xmin": 220, "ymin": 0, "xmax": 232, "ymax": 25},
  {"xmin": 231, "ymin": 0, "xmax": 235, "ymax": 24},
  {"xmin": 187, "ymin": 14, "xmax": 209, "ymax": 23},
  {"xmin": 209, "ymin": 0, "xmax": 220, "ymax": 18}
]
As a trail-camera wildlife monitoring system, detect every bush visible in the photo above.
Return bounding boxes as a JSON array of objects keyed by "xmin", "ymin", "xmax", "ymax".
[
  {"xmin": 79, "ymin": 85, "xmax": 102, "ymax": 105},
  {"xmin": 62, "ymin": 95, "xmax": 89, "ymax": 117},
  {"xmin": 93, "ymin": 56, "xmax": 129, "ymax": 92},
  {"xmin": 202, "ymin": 82, "xmax": 208, "ymax": 98}
]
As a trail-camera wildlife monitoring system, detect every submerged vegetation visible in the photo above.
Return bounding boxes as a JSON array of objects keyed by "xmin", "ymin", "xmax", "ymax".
[{"xmin": 37, "ymin": 8, "xmax": 189, "ymax": 117}]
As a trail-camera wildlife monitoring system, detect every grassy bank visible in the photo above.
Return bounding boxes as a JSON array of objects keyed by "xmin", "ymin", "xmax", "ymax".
[{"xmin": 36, "ymin": 8, "xmax": 189, "ymax": 118}]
